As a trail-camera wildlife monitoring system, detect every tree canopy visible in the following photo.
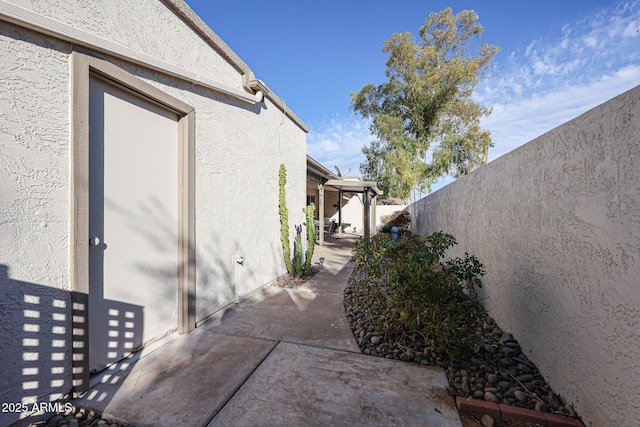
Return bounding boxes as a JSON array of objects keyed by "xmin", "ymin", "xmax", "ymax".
[{"xmin": 351, "ymin": 8, "xmax": 498, "ymax": 198}]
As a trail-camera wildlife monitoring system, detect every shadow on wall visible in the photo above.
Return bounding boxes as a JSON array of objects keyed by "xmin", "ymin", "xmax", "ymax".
[
  {"xmin": 0, "ymin": 265, "xmax": 73, "ymax": 426},
  {"xmin": 105, "ymin": 195, "xmax": 179, "ymax": 309},
  {"xmin": 0, "ymin": 265, "xmax": 143, "ymax": 427},
  {"xmin": 194, "ymin": 229, "xmax": 277, "ymax": 323}
]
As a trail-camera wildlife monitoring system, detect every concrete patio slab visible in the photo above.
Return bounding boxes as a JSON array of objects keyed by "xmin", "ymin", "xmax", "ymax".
[
  {"xmin": 72, "ymin": 235, "xmax": 463, "ymax": 426},
  {"xmin": 200, "ymin": 284, "xmax": 359, "ymax": 353},
  {"xmin": 209, "ymin": 342, "xmax": 462, "ymax": 427},
  {"xmin": 74, "ymin": 329, "xmax": 277, "ymax": 427},
  {"xmin": 200, "ymin": 235, "xmax": 360, "ymax": 353}
]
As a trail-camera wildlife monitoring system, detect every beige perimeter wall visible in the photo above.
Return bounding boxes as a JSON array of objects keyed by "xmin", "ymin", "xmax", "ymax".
[{"xmin": 407, "ymin": 85, "xmax": 640, "ymax": 427}]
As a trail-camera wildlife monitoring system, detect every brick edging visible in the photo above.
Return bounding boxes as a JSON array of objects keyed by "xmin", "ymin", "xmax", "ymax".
[{"xmin": 456, "ymin": 397, "xmax": 584, "ymax": 427}]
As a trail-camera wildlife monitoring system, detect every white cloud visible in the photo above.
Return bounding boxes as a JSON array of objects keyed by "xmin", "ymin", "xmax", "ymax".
[
  {"xmin": 478, "ymin": 0, "xmax": 640, "ymax": 161},
  {"xmin": 483, "ymin": 64, "xmax": 640, "ymax": 161},
  {"xmin": 309, "ymin": 0, "xmax": 640, "ymax": 193},
  {"xmin": 482, "ymin": 0, "xmax": 639, "ymax": 102},
  {"xmin": 307, "ymin": 115, "xmax": 373, "ymax": 177}
]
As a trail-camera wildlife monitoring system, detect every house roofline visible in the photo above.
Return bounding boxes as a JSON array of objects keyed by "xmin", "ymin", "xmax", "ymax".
[
  {"xmin": 0, "ymin": 0, "xmax": 308, "ymax": 133},
  {"xmin": 307, "ymin": 155, "xmax": 338, "ymax": 180},
  {"xmin": 162, "ymin": 0, "xmax": 309, "ymax": 133},
  {"xmin": 161, "ymin": 0, "xmax": 250, "ymax": 77}
]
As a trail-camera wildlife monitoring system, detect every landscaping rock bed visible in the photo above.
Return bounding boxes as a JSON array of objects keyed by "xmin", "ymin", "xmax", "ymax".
[
  {"xmin": 23, "ymin": 405, "xmax": 121, "ymax": 427},
  {"xmin": 343, "ymin": 268, "xmax": 580, "ymax": 421},
  {"xmin": 270, "ymin": 264, "xmax": 321, "ymax": 289}
]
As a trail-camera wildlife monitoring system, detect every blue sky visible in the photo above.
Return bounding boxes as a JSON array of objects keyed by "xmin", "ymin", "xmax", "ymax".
[{"xmin": 185, "ymin": 0, "xmax": 640, "ymax": 194}]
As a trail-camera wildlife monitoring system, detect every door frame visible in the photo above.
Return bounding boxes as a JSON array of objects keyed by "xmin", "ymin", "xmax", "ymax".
[{"xmin": 70, "ymin": 52, "xmax": 196, "ymax": 371}]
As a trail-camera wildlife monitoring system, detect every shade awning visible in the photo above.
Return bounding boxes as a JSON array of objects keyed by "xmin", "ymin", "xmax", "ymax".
[{"xmin": 323, "ymin": 179, "xmax": 383, "ymax": 196}]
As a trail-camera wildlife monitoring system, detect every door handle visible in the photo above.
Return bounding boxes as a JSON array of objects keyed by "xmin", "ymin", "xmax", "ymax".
[{"xmin": 89, "ymin": 236, "xmax": 101, "ymax": 246}]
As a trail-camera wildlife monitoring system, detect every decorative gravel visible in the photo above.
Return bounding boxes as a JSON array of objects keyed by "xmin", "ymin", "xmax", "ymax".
[
  {"xmin": 343, "ymin": 268, "xmax": 580, "ymax": 420},
  {"xmin": 31, "ymin": 405, "xmax": 122, "ymax": 427},
  {"xmin": 270, "ymin": 264, "xmax": 322, "ymax": 289}
]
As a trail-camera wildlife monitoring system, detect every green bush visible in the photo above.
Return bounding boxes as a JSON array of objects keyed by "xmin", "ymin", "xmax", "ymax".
[{"xmin": 351, "ymin": 232, "xmax": 486, "ymax": 361}]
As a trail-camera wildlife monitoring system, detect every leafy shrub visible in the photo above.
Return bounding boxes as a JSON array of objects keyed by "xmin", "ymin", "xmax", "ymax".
[{"xmin": 351, "ymin": 232, "xmax": 486, "ymax": 360}]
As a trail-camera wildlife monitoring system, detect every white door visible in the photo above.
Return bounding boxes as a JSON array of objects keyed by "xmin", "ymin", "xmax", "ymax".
[{"xmin": 88, "ymin": 76, "xmax": 180, "ymax": 374}]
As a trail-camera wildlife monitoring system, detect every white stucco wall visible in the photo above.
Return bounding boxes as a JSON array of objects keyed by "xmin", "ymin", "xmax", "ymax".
[
  {"xmin": 329, "ymin": 195, "xmax": 405, "ymax": 234},
  {"xmin": 407, "ymin": 85, "xmax": 640, "ymax": 427},
  {"xmin": 330, "ymin": 194, "xmax": 362, "ymax": 233},
  {"xmin": 0, "ymin": 21, "xmax": 71, "ymax": 290},
  {"xmin": 0, "ymin": 22, "xmax": 74, "ymax": 425},
  {"xmin": 6, "ymin": 0, "xmax": 243, "ymax": 89},
  {"xmin": 375, "ymin": 205, "xmax": 407, "ymax": 230},
  {"xmin": 0, "ymin": 1, "xmax": 306, "ymax": 422}
]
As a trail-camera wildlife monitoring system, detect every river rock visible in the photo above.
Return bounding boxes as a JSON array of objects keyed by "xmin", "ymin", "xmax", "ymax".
[
  {"xmin": 486, "ymin": 373, "xmax": 498, "ymax": 385},
  {"xmin": 462, "ymin": 376, "xmax": 471, "ymax": 393},
  {"xmin": 499, "ymin": 332, "xmax": 513, "ymax": 342},
  {"xmin": 514, "ymin": 390, "xmax": 527, "ymax": 402},
  {"xmin": 496, "ymin": 380, "xmax": 511, "ymax": 390},
  {"xmin": 500, "ymin": 346, "xmax": 516, "ymax": 357},
  {"xmin": 548, "ymin": 391, "xmax": 562, "ymax": 409},
  {"xmin": 516, "ymin": 373, "xmax": 535, "ymax": 382},
  {"xmin": 481, "ymin": 414, "xmax": 495, "ymax": 427},
  {"xmin": 535, "ymin": 401, "xmax": 550, "ymax": 412},
  {"xmin": 484, "ymin": 391, "xmax": 499, "ymax": 403}
]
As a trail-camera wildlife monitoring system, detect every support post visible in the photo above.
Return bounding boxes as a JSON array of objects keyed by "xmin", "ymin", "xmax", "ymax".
[
  {"xmin": 338, "ymin": 190, "xmax": 343, "ymax": 233},
  {"xmin": 371, "ymin": 193, "xmax": 377, "ymax": 236},
  {"xmin": 318, "ymin": 184, "xmax": 325, "ymax": 246},
  {"xmin": 363, "ymin": 188, "xmax": 371, "ymax": 239}
]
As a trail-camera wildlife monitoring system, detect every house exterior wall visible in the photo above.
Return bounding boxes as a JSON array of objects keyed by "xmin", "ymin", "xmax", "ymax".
[
  {"xmin": 6, "ymin": 0, "xmax": 243, "ymax": 89},
  {"xmin": 0, "ymin": 21, "xmax": 71, "ymax": 292},
  {"xmin": 330, "ymin": 195, "xmax": 362, "ymax": 233},
  {"xmin": 329, "ymin": 195, "xmax": 405, "ymax": 234},
  {"xmin": 323, "ymin": 190, "xmax": 340, "ymax": 220},
  {"xmin": 0, "ymin": 1, "xmax": 306, "ymax": 423},
  {"xmin": 0, "ymin": 22, "xmax": 75, "ymax": 424},
  {"xmin": 407, "ymin": 85, "xmax": 640, "ymax": 427},
  {"xmin": 374, "ymin": 205, "xmax": 407, "ymax": 230}
]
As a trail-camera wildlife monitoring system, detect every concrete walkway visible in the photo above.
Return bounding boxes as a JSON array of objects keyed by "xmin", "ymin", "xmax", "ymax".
[{"xmin": 75, "ymin": 235, "xmax": 462, "ymax": 427}]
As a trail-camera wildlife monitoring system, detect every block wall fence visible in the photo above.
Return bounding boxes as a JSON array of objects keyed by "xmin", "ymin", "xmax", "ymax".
[{"xmin": 407, "ymin": 85, "xmax": 640, "ymax": 427}]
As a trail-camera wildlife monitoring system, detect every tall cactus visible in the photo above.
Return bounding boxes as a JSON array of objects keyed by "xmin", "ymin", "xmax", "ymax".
[
  {"xmin": 294, "ymin": 226, "xmax": 303, "ymax": 276},
  {"xmin": 279, "ymin": 164, "xmax": 316, "ymax": 277},
  {"xmin": 279, "ymin": 164, "xmax": 293, "ymax": 275},
  {"xmin": 303, "ymin": 203, "xmax": 316, "ymax": 275}
]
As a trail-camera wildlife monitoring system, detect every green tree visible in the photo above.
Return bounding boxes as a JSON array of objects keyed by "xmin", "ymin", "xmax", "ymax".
[{"xmin": 351, "ymin": 8, "xmax": 498, "ymax": 198}]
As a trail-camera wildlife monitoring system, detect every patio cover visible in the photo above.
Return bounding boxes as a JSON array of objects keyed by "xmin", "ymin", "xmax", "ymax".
[
  {"xmin": 323, "ymin": 179, "xmax": 382, "ymax": 196},
  {"xmin": 319, "ymin": 179, "xmax": 382, "ymax": 242}
]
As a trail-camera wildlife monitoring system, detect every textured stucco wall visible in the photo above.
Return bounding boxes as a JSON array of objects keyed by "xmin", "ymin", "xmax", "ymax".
[
  {"xmin": 1, "ymin": 0, "xmax": 306, "ymax": 417},
  {"xmin": 6, "ymin": 0, "xmax": 243, "ymax": 89},
  {"xmin": 0, "ymin": 22, "xmax": 71, "ymax": 290},
  {"xmin": 374, "ymin": 205, "xmax": 407, "ymax": 230},
  {"xmin": 0, "ymin": 24, "xmax": 73, "ymax": 424},
  {"xmin": 407, "ymin": 85, "xmax": 640, "ymax": 427},
  {"xmin": 330, "ymin": 194, "xmax": 362, "ymax": 233},
  {"xmin": 0, "ymin": 271, "xmax": 73, "ymax": 427},
  {"xmin": 328, "ymin": 195, "xmax": 405, "ymax": 234},
  {"xmin": 89, "ymin": 54, "xmax": 307, "ymax": 321}
]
